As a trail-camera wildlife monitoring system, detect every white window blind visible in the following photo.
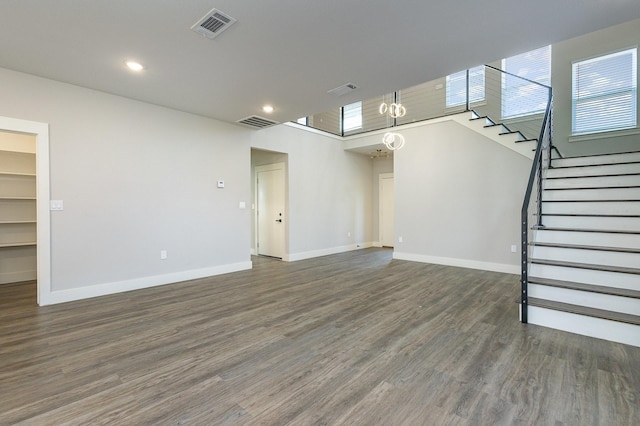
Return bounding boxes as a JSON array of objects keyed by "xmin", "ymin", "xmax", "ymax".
[
  {"xmin": 342, "ymin": 101, "xmax": 362, "ymax": 132},
  {"xmin": 572, "ymin": 48, "xmax": 637, "ymax": 135},
  {"xmin": 502, "ymin": 45, "xmax": 551, "ymax": 119},
  {"xmin": 446, "ymin": 65, "xmax": 485, "ymax": 107}
]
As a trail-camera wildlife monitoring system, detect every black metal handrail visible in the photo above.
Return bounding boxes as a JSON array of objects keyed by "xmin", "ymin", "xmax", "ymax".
[{"xmin": 520, "ymin": 88, "xmax": 553, "ymax": 323}]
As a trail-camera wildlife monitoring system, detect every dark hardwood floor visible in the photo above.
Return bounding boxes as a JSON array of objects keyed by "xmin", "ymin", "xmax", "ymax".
[{"xmin": 1, "ymin": 248, "xmax": 638, "ymax": 425}]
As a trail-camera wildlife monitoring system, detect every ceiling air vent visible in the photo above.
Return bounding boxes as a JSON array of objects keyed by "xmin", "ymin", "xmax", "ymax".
[
  {"xmin": 237, "ymin": 116, "xmax": 279, "ymax": 129},
  {"xmin": 191, "ymin": 8, "xmax": 237, "ymax": 39},
  {"xmin": 328, "ymin": 83, "xmax": 358, "ymax": 97}
]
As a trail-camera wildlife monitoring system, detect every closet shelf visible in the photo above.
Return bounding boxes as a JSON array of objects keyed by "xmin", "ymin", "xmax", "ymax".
[
  {"xmin": 0, "ymin": 220, "xmax": 37, "ymax": 224},
  {"xmin": 0, "ymin": 242, "xmax": 36, "ymax": 248},
  {"xmin": 0, "ymin": 171, "xmax": 36, "ymax": 177},
  {"xmin": 0, "ymin": 196, "xmax": 36, "ymax": 200}
]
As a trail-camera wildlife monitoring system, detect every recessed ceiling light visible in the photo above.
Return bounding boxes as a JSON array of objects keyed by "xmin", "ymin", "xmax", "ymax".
[
  {"xmin": 262, "ymin": 105, "xmax": 274, "ymax": 114},
  {"xmin": 125, "ymin": 61, "xmax": 144, "ymax": 72}
]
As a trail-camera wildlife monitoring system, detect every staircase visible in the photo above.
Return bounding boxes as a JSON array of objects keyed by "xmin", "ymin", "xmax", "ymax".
[{"xmin": 527, "ymin": 150, "xmax": 640, "ymax": 347}]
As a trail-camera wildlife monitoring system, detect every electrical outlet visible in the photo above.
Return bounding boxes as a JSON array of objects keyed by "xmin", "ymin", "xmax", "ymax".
[
  {"xmin": 398, "ymin": 236, "xmax": 403, "ymax": 243},
  {"xmin": 347, "ymin": 231, "xmax": 351, "ymax": 237},
  {"xmin": 160, "ymin": 250, "xmax": 167, "ymax": 260},
  {"xmin": 511, "ymin": 245, "xmax": 517, "ymax": 253}
]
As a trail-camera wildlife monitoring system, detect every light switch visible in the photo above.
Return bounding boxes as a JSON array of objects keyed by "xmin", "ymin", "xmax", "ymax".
[
  {"xmin": 50, "ymin": 200, "xmax": 64, "ymax": 211},
  {"xmin": 239, "ymin": 201, "xmax": 246, "ymax": 209},
  {"xmin": 217, "ymin": 180, "xmax": 225, "ymax": 188}
]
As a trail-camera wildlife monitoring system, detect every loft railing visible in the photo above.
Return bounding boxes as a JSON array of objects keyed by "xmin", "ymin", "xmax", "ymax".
[
  {"xmin": 298, "ymin": 66, "xmax": 557, "ymax": 322},
  {"xmin": 297, "ymin": 65, "xmax": 555, "ymax": 141}
]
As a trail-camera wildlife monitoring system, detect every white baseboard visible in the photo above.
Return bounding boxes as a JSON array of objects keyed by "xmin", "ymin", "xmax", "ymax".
[
  {"xmin": 0, "ymin": 270, "xmax": 37, "ymax": 285},
  {"xmin": 372, "ymin": 241, "xmax": 382, "ymax": 247},
  {"xmin": 392, "ymin": 252, "xmax": 519, "ymax": 275},
  {"xmin": 39, "ymin": 261, "xmax": 253, "ymax": 306},
  {"xmin": 286, "ymin": 242, "xmax": 373, "ymax": 262}
]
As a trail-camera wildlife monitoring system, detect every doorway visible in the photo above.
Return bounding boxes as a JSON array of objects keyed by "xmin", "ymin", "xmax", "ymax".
[
  {"xmin": 256, "ymin": 163, "xmax": 285, "ymax": 258},
  {"xmin": 251, "ymin": 148, "xmax": 288, "ymax": 260},
  {"xmin": 379, "ymin": 173, "xmax": 394, "ymax": 247},
  {"xmin": 0, "ymin": 116, "xmax": 50, "ymax": 305}
]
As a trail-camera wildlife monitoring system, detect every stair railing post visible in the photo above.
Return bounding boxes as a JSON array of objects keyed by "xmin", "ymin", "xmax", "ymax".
[{"xmin": 465, "ymin": 69, "xmax": 470, "ymax": 112}]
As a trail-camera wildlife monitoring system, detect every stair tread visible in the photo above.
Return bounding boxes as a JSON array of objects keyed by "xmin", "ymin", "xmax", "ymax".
[
  {"xmin": 551, "ymin": 160, "xmax": 640, "ymax": 170},
  {"xmin": 556, "ymin": 150, "xmax": 640, "ymax": 160},
  {"xmin": 530, "ymin": 258, "xmax": 640, "ymax": 274},
  {"xmin": 542, "ymin": 199, "xmax": 640, "ymax": 202},
  {"xmin": 535, "ymin": 226, "xmax": 640, "ymax": 235},
  {"xmin": 528, "ymin": 277, "xmax": 640, "ymax": 299},
  {"xmin": 528, "ymin": 297, "xmax": 640, "ymax": 326},
  {"xmin": 530, "ymin": 241, "xmax": 640, "ymax": 254},
  {"xmin": 514, "ymin": 138, "xmax": 537, "ymax": 143},
  {"xmin": 544, "ymin": 185, "xmax": 640, "ymax": 191},
  {"xmin": 540, "ymin": 213, "xmax": 640, "ymax": 218},
  {"xmin": 546, "ymin": 172, "xmax": 640, "ymax": 179}
]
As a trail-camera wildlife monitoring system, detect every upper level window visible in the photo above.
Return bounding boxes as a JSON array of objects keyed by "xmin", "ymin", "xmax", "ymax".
[
  {"xmin": 572, "ymin": 48, "xmax": 637, "ymax": 135},
  {"xmin": 446, "ymin": 65, "xmax": 485, "ymax": 108},
  {"xmin": 342, "ymin": 101, "xmax": 362, "ymax": 132},
  {"xmin": 502, "ymin": 45, "xmax": 551, "ymax": 119}
]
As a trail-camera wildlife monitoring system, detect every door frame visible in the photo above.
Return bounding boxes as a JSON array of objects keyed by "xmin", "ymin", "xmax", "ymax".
[
  {"xmin": 378, "ymin": 172, "xmax": 394, "ymax": 248},
  {"xmin": 254, "ymin": 162, "xmax": 287, "ymax": 259},
  {"xmin": 0, "ymin": 116, "xmax": 51, "ymax": 305}
]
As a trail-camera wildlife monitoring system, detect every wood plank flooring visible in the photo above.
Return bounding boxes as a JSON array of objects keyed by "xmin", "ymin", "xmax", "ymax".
[{"xmin": 1, "ymin": 248, "xmax": 639, "ymax": 425}]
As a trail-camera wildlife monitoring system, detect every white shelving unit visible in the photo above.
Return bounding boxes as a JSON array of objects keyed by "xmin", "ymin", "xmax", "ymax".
[{"xmin": 0, "ymin": 148, "xmax": 37, "ymax": 284}]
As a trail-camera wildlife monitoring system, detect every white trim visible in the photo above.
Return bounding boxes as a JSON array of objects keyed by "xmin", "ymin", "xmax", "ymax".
[
  {"xmin": 392, "ymin": 252, "xmax": 519, "ymax": 274},
  {"xmin": 0, "ymin": 116, "xmax": 50, "ymax": 306},
  {"xmin": 569, "ymin": 126, "xmax": 640, "ymax": 143},
  {"xmin": 286, "ymin": 242, "xmax": 373, "ymax": 262},
  {"xmin": 41, "ymin": 261, "xmax": 252, "ymax": 305}
]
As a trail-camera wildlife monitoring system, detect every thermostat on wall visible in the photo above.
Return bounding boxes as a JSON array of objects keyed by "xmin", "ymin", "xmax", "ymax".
[{"xmin": 217, "ymin": 180, "xmax": 225, "ymax": 188}]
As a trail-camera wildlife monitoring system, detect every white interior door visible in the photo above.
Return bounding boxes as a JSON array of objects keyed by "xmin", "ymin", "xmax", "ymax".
[
  {"xmin": 379, "ymin": 173, "xmax": 394, "ymax": 247},
  {"xmin": 257, "ymin": 164, "xmax": 285, "ymax": 258}
]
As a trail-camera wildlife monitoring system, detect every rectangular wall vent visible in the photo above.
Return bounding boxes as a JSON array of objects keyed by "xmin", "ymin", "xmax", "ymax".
[
  {"xmin": 191, "ymin": 8, "xmax": 237, "ymax": 39},
  {"xmin": 237, "ymin": 116, "xmax": 279, "ymax": 129},
  {"xmin": 328, "ymin": 83, "xmax": 358, "ymax": 97}
]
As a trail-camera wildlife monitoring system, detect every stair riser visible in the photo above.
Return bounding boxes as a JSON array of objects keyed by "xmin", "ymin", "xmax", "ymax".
[
  {"xmin": 529, "ymin": 284, "xmax": 640, "ymax": 315},
  {"xmin": 534, "ymin": 230, "xmax": 640, "ymax": 248},
  {"xmin": 527, "ymin": 306, "xmax": 640, "ymax": 347},
  {"xmin": 531, "ymin": 246, "xmax": 640, "ymax": 269},
  {"xmin": 542, "ymin": 201, "xmax": 640, "ymax": 215},
  {"xmin": 547, "ymin": 163, "xmax": 640, "ymax": 178},
  {"xmin": 544, "ymin": 174, "xmax": 640, "ymax": 189},
  {"xmin": 529, "ymin": 263, "xmax": 640, "ymax": 290},
  {"xmin": 542, "ymin": 187, "xmax": 640, "ymax": 201},
  {"xmin": 553, "ymin": 152, "xmax": 640, "ymax": 167},
  {"xmin": 540, "ymin": 215, "xmax": 640, "ymax": 232}
]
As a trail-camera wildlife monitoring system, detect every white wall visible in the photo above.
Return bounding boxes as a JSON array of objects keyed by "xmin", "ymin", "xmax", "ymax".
[
  {"xmin": 0, "ymin": 67, "xmax": 253, "ymax": 302},
  {"xmin": 350, "ymin": 119, "xmax": 531, "ymax": 273},
  {"xmin": 251, "ymin": 125, "xmax": 373, "ymax": 260},
  {"xmin": 552, "ymin": 18, "xmax": 640, "ymax": 156}
]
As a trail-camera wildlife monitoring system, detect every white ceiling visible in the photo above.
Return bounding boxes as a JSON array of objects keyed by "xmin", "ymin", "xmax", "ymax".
[{"xmin": 1, "ymin": 1, "xmax": 639, "ymax": 127}]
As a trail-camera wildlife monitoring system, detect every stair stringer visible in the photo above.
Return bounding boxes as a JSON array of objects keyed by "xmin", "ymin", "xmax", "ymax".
[{"xmin": 450, "ymin": 112, "xmax": 536, "ymax": 159}]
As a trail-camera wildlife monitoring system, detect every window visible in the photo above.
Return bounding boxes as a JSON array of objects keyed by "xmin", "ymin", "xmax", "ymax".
[
  {"xmin": 572, "ymin": 48, "xmax": 637, "ymax": 135},
  {"xmin": 446, "ymin": 65, "xmax": 485, "ymax": 107},
  {"xmin": 502, "ymin": 45, "xmax": 551, "ymax": 119},
  {"xmin": 342, "ymin": 101, "xmax": 362, "ymax": 132}
]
